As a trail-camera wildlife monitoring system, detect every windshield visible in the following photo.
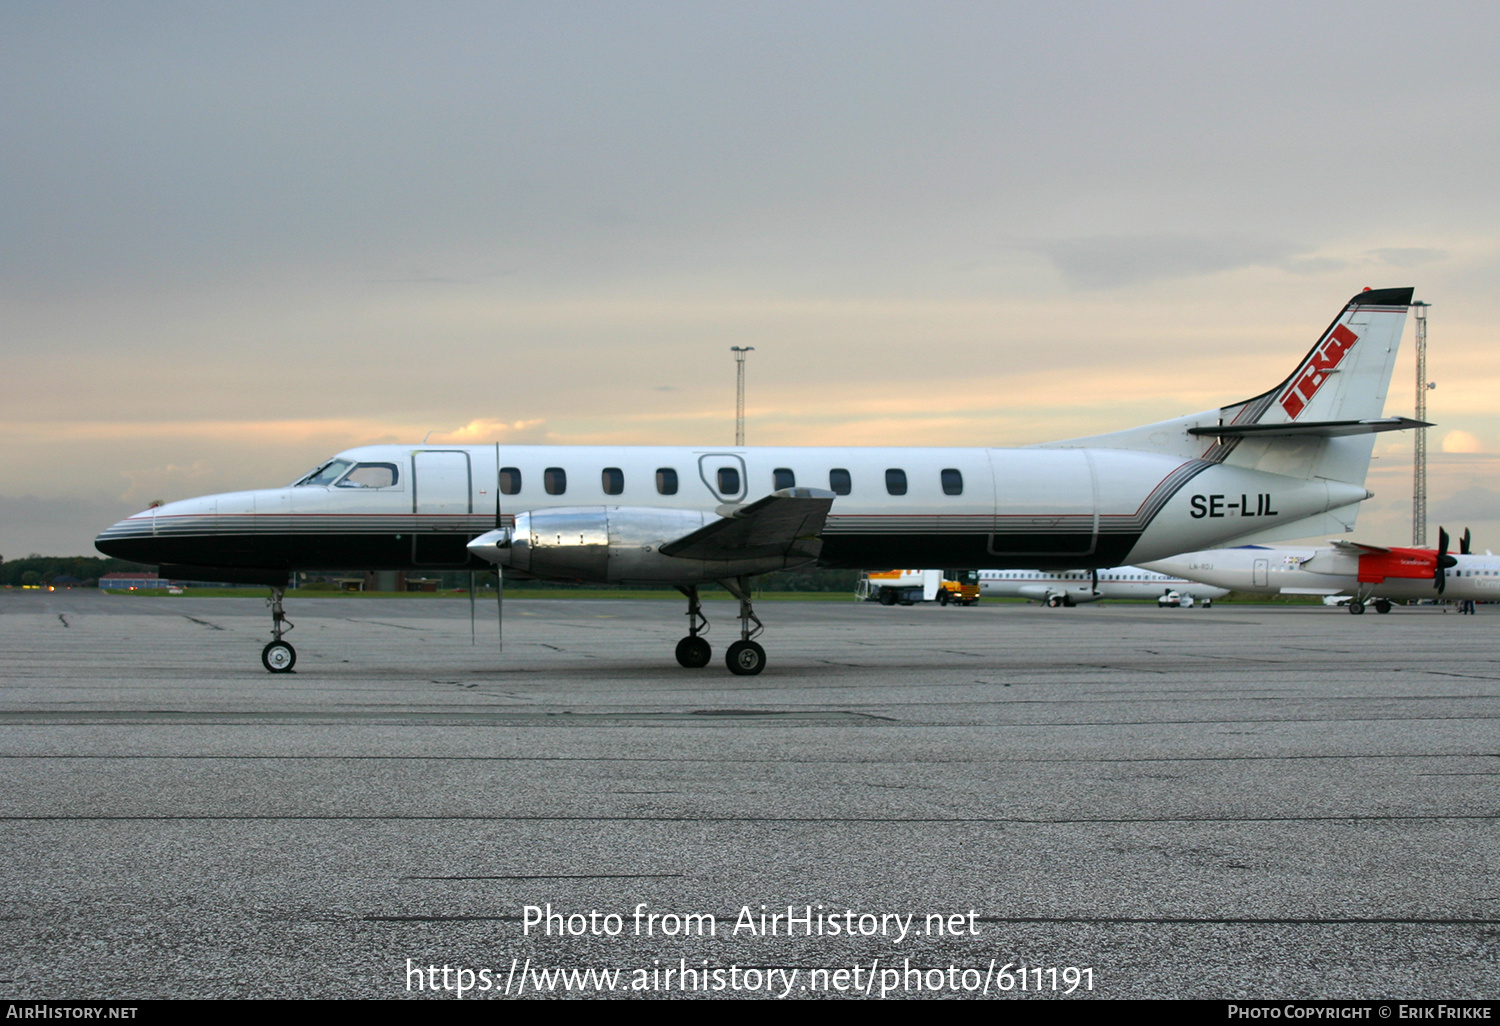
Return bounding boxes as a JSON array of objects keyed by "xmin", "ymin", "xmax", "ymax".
[{"xmin": 294, "ymin": 459, "xmax": 354, "ymax": 487}]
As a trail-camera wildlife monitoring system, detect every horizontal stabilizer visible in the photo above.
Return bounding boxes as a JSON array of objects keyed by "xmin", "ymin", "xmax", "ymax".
[
  {"xmin": 660, "ymin": 488, "xmax": 834, "ymax": 562},
  {"xmin": 1187, "ymin": 417, "xmax": 1430, "ymax": 439}
]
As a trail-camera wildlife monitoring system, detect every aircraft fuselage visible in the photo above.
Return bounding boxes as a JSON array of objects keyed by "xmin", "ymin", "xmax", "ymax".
[{"xmin": 97, "ymin": 442, "xmax": 1370, "ymax": 582}]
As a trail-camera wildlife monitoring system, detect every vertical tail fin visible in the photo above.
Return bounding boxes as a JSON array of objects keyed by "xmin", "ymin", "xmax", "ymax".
[
  {"xmin": 1040, "ymin": 287, "xmax": 1415, "ymax": 539},
  {"xmin": 1205, "ymin": 286, "xmax": 1413, "ymax": 444},
  {"xmin": 1203, "ymin": 287, "xmax": 1413, "ymax": 485},
  {"xmin": 1047, "ymin": 287, "xmax": 1414, "ymax": 481}
]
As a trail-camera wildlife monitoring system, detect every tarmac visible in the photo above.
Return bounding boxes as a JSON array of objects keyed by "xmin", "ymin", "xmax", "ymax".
[{"xmin": 2, "ymin": 588, "xmax": 1496, "ymax": 1000}]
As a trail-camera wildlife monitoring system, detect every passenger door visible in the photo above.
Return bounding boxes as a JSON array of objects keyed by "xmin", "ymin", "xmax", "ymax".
[{"xmin": 412, "ymin": 450, "xmax": 472, "ymax": 565}]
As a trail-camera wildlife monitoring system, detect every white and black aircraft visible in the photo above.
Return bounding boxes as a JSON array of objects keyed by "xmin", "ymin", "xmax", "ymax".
[
  {"xmin": 1142, "ymin": 528, "xmax": 1496, "ymax": 614},
  {"xmin": 979, "ymin": 567, "xmax": 1229, "ymax": 607},
  {"xmin": 96, "ymin": 287, "xmax": 1419, "ymax": 674}
]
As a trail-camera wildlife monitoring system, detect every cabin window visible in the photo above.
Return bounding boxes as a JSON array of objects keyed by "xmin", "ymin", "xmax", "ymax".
[
  {"xmin": 717, "ymin": 467, "xmax": 741, "ymax": 495},
  {"xmin": 499, "ymin": 467, "xmax": 522, "ymax": 495},
  {"xmin": 656, "ymin": 468, "xmax": 678, "ymax": 495},
  {"xmin": 773, "ymin": 468, "xmax": 796, "ymax": 490},
  {"xmin": 941, "ymin": 468, "xmax": 963, "ymax": 495},
  {"xmin": 829, "ymin": 468, "xmax": 851, "ymax": 495},
  {"xmin": 602, "ymin": 467, "xmax": 624, "ymax": 495},
  {"xmin": 339, "ymin": 463, "xmax": 398, "ymax": 488},
  {"xmin": 885, "ymin": 469, "xmax": 907, "ymax": 496},
  {"xmin": 544, "ymin": 467, "xmax": 567, "ymax": 495}
]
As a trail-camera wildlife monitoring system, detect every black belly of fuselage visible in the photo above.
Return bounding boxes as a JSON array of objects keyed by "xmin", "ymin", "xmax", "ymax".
[{"xmin": 97, "ymin": 529, "xmax": 1142, "ymax": 578}]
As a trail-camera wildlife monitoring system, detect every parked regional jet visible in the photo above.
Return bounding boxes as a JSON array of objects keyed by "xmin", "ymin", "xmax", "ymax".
[
  {"xmin": 979, "ymin": 568, "xmax": 1229, "ymax": 607},
  {"xmin": 1142, "ymin": 528, "xmax": 1493, "ymax": 614},
  {"xmin": 96, "ymin": 288, "xmax": 1419, "ymax": 674}
]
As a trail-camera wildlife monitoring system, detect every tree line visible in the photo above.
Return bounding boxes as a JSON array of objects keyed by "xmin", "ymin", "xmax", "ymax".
[{"xmin": 0, "ymin": 555, "xmax": 154, "ymax": 588}]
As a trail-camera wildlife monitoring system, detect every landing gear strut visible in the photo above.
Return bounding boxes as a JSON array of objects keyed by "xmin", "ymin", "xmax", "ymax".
[
  {"xmin": 674, "ymin": 585, "xmax": 712, "ymax": 668},
  {"xmin": 1347, "ymin": 585, "xmax": 1373, "ymax": 616},
  {"xmin": 261, "ymin": 585, "xmax": 296, "ymax": 673},
  {"xmin": 719, "ymin": 576, "xmax": 766, "ymax": 676}
]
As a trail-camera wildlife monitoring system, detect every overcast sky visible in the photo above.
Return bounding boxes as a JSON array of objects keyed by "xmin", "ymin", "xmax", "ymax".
[{"xmin": 4, "ymin": 1, "xmax": 1499, "ymax": 557}]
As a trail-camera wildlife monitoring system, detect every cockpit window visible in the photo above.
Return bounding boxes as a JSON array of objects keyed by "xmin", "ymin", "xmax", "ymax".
[
  {"xmin": 338, "ymin": 463, "xmax": 399, "ymax": 488},
  {"xmin": 295, "ymin": 459, "xmax": 354, "ymax": 486}
]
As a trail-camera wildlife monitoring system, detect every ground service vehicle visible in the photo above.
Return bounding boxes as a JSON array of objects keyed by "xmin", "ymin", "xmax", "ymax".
[{"xmin": 859, "ymin": 569, "xmax": 981, "ymax": 605}]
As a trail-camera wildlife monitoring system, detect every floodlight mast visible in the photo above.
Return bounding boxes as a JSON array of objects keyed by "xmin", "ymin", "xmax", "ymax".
[
  {"xmin": 731, "ymin": 346, "xmax": 754, "ymax": 446},
  {"xmin": 1411, "ymin": 301, "xmax": 1431, "ymax": 547}
]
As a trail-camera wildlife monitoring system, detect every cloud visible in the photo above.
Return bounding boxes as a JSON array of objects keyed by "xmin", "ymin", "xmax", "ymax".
[
  {"xmin": 1030, "ymin": 235, "xmax": 1305, "ymax": 291},
  {"xmin": 1431, "ymin": 485, "xmax": 1500, "ymax": 526},
  {"xmin": 429, "ymin": 419, "xmax": 550, "ymax": 444},
  {"xmin": 1441, "ymin": 430, "xmax": 1482, "ymax": 453},
  {"xmin": 119, "ymin": 461, "xmax": 218, "ymax": 504},
  {"xmin": 1281, "ymin": 256, "xmax": 1351, "ymax": 276},
  {"xmin": 1370, "ymin": 247, "xmax": 1448, "ymax": 268}
]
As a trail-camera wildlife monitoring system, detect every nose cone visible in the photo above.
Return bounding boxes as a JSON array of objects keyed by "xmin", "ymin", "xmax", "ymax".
[
  {"xmin": 1138, "ymin": 556, "xmax": 1188, "ymax": 575},
  {"xmin": 467, "ymin": 527, "xmax": 513, "ymax": 565},
  {"xmin": 94, "ymin": 495, "xmax": 218, "ymax": 562},
  {"xmin": 95, "ymin": 508, "xmax": 159, "ymax": 560}
]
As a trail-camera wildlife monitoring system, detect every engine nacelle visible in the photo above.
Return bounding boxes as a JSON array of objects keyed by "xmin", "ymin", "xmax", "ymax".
[{"xmin": 467, "ymin": 506, "xmax": 813, "ymax": 584}]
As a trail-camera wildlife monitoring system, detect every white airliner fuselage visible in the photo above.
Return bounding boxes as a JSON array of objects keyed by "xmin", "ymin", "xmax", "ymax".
[
  {"xmin": 1143, "ymin": 544, "xmax": 1500, "ymax": 612},
  {"xmin": 979, "ymin": 567, "xmax": 1230, "ymax": 606}
]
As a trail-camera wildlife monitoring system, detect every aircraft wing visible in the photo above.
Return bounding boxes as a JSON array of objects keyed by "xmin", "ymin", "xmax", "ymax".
[
  {"xmin": 659, "ymin": 488, "xmax": 835, "ymax": 562},
  {"xmin": 1328, "ymin": 539, "xmax": 1391, "ymax": 555}
]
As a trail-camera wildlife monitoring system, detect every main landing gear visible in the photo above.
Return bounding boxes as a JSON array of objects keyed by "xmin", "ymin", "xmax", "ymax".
[
  {"xmin": 672, "ymin": 580, "xmax": 768, "ymax": 675},
  {"xmin": 261, "ymin": 585, "xmax": 296, "ymax": 673},
  {"xmin": 674, "ymin": 586, "xmax": 712, "ymax": 668},
  {"xmin": 1346, "ymin": 588, "xmax": 1392, "ymax": 615},
  {"xmin": 720, "ymin": 577, "xmax": 766, "ymax": 676}
]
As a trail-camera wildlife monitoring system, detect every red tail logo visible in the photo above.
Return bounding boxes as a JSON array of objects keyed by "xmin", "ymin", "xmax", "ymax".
[{"xmin": 1279, "ymin": 323, "xmax": 1359, "ymax": 419}]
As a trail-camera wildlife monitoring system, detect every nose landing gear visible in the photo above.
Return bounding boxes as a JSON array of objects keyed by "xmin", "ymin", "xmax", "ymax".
[{"xmin": 261, "ymin": 585, "xmax": 296, "ymax": 672}]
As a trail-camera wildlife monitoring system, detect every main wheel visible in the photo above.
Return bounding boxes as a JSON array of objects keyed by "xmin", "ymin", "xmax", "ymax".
[
  {"xmin": 1047, "ymin": 595, "xmax": 1063, "ymax": 608},
  {"xmin": 1374, "ymin": 599, "xmax": 1391, "ymax": 614},
  {"xmin": 1348, "ymin": 600, "xmax": 1365, "ymax": 615},
  {"xmin": 726, "ymin": 640, "xmax": 766, "ymax": 676},
  {"xmin": 261, "ymin": 640, "xmax": 296, "ymax": 673},
  {"xmin": 675, "ymin": 636, "xmax": 712, "ymax": 668}
]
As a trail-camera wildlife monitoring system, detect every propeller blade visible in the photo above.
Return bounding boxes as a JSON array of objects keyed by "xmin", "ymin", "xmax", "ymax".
[
  {"xmin": 504, "ymin": 438, "xmax": 510, "ymax": 648},
  {"xmin": 1435, "ymin": 526, "xmax": 1457, "ymax": 593},
  {"xmin": 469, "ymin": 571, "xmax": 476, "ymax": 645},
  {"xmin": 1462, "ymin": 528, "xmax": 1472, "ymax": 555},
  {"xmin": 1090, "ymin": 567, "xmax": 1099, "ymax": 594}
]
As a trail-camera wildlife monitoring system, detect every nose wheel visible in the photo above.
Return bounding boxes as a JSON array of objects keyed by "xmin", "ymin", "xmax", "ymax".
[
  {"xmin": 262, "ymin": 640, "xmax": 296, "ymax": 672},
  {"xmin": 262, "ymin": 584, "xmax": 296, "ymax": 672}
]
